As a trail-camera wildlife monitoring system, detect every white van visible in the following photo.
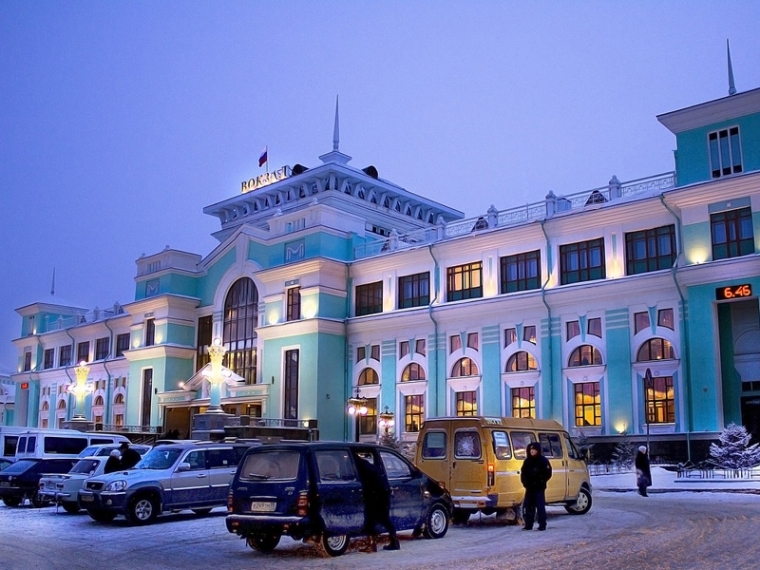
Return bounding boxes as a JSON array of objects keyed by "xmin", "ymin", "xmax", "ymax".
[
  {"xmin": 0, "ymin": 426, "xmax": 27, "ymax": 460},
  {"xmin": 13, "ymin": 429, "xmax": 130, "ymax": 460}
]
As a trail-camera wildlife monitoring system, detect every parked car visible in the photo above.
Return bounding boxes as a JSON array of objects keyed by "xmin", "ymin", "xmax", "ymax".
[
  {"xmin": 225, "ymin": 442, "xmax": 453, "ymax": 557},
  {"xmin": 76, "ymin": 443, "xmax": 151, "ymax": 459},
  {"xmin": 38, "ymin": 456, "xmax": 112, "ymax": 513},
  {"xmin": 0, "ymin": 458, "xmax": 78, "ymax": 507},
  {"xmin": 78, "ymin": 441, "xmax": 256, "ymax": 524},
  {"xmin": 0, "ymin": 458, "xmax": 13, "ymax": 471}
]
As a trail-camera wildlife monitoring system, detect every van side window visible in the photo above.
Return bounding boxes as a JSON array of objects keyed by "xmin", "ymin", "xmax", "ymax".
[
  {"xmin": 492, "ymin": 430, "xmax": 511, "ymax": 459},
  {"xmin": 421, "ymin": 431, "xmax": 447, "ymax": 459},
  {"xmin": 5, "ymin": 436, "xmax": 19, "ymax": 456},
  {"xmin": 208, "ymin": 448, "xmax": 239, "ymax": 469},
  {"xmin": 44, "ymin": 436, "xmax": 88, "ymax": 455},
  {"xmin": 563, "ymin": 433, "xmax": 582, "ymax": 460},
  {"xmin": 454, "ymin": 430, "xmax": 481, "ymax": 459},
  {"xmin": 91, "ymin": 438, "xmax": 116, "ymax": 445},
  {"xmin": 510, "ymin": 431, "xmax": 535, "ymax": 459},
  {"xmin": 316, "ymin": 450, "xmax": 357, "ymax": 482},
  {"xmin": 539, "ymin": 433, "xmax": 562, "ymax": 458}
]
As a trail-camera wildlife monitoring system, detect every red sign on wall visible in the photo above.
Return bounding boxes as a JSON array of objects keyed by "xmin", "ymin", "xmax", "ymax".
[{"xmin": 20, "ymin": 382, "xmax": 29, "ymax": 390}]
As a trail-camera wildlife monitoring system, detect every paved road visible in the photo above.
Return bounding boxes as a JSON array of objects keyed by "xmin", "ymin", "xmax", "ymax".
[{"xmin": 2, "ymin": 490, "xmax": 759, "ymax": 570}]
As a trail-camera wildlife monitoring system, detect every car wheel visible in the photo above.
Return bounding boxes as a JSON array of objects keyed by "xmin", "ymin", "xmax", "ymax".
[
  {"xmin": 192, "ymin": 508, "xmax": 212, "ymax": 516},
  {"xmin": 316, "ymin": 534, "xmax": 350, "ymax": 557},
  {"xmin": 452, "ymin": 509, "xmax": 470, "ymax": 525},
  {"xmin": 564, "ymin": 488, "xmax": 593, "ymax": 515},
  {"xmin": 31, "ymin": 491, "xmax": 49, "ymax": 508},
  {"xmin": 62, "ymin": 503, "xmax": 80, "ymax": 514},
  {"xmin": 423, "ymin": 503, "xmax": 450, "ymax": 539},
  {"xmin": 246, "ymin": 533, "xmax": 281, "ymax": 553},
  {"xmin": 87, "ymin": 509, "xmax": 117, "ymax": 523},
  {"xmin": 2, "ymin": 496, "xmax": 22, "ymax": 507},
  {"xmin": 127, "ymin": 495, "xmax": 158, "ymax": 525}
]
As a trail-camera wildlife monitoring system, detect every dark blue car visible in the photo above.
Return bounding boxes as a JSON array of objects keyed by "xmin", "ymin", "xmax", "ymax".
[{"xmin": 225, "ymin": 442, "xmax": 452, "ymax": 557}]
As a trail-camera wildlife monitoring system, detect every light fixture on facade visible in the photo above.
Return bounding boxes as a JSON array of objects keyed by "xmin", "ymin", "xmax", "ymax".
[{"xmin": 346, "ymin": 387, "xmax": 368, "ymax": 442}]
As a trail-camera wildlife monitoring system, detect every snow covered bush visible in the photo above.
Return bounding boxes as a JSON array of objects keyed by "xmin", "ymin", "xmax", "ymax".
[{"xmin": 709, "ymin": 423, "xmax": 760, "ymax": 469}]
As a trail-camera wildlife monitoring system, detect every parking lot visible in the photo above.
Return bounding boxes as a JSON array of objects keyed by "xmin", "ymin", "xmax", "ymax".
[{"xmin": 2, "ymin": 489, "xmax": 760, "ymax": 570}]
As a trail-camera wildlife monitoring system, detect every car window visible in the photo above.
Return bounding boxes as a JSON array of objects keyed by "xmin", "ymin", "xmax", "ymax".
[
  {"xmin": 239, "ymin": 451, "xmax": 299, "ymax": 481},
  {"xmin": 1, "ymin": 459, "xmax": 37, "ymax": 474},
  {"xmin": 421, "ymin": 431, "xmax": 447, "ymax": 459},
  {"xmin": 315, "ymin": 450, "xmax": 357, "ymax": 483},
  {"xmin": 138, "ymin": 448, "xmax": 182, "ymax": 470},
  {"xmin": 44, "ymin": 436, "xmax": 88, "ymax": 455},
  {"xmin": 492, "ymin": 430, "xmax": 512, "ymax": 460},
  {"xmin": 208, "ymin": 448, "xmax": 239, "ymax": 469},
  {"xmin": 563, "ymin": 433, "xmax": 582, "ymax": 460},
  {"xmin": 71, "ymin": 459, "xmax": 101, "ymax": 475},
  {"xmin": 538, "ymin": 433, "xmax": 562, "ymax": 458},
  {"xmin": 183, "ymin": 450, "xmax": 207, "ymax": 470},
  {"xmin": 454, "ymin": 430, "xmax": 482, "ymax": 459},
  {"xmin": 378, "ymin": 450, "xmax": 412, "ymax": 479},
  {"xmin": 510, "ymin": 431, "xmax": 536, "ymax": 460}
]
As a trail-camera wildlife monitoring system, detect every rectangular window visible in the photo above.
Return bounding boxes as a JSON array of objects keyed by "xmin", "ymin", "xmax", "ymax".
[
  {"xmin": 450, "ymin": 335, "xmax": 462, "ymax": 353},
  {"xmin": 370, "ymin": 345, "xmax": 380, "ymax": 361},
  {"xmin": 625, "ymin": 224, "xmax": 676, "ymax": 275},
  {"xmin": 359, "ymin": 397, "xmax": 377, "ymax": 435},
  {"xmin": 95, "ymin": 337, "xmax": 109, "ymax": 361},
  {"xmin": 141, "ymin": 369, "xmax": 153, "ymax": 429},
  {"xmin": 504, "ymin": 328, "xmax": 517, "ymax": 347},
  {"xmin": 405, "ymin": 394, "xmax": 424, "ymax": 432},
  {"xmin": 711, "ymin": 207, "xmax": 754, "ymax": 260},
  {"xmin": 23, "ymin": 351, "xmax": 32, "ymax": 372},
  {"xmin": 398, "ymin": 272, "xmax": 430, "ymax": 309},
  {"xmin": 574, "ymin": 382, "xmax": 601, "ymax": 427},
  {"xmin": 588, "ymin": 318, "xmax": 602, "ymax": 338},
  {"xmin": 500, "ymin": 250, "xmax": 541, "ymax": 293},
  {"xmin": 467, "ymin": 332, "xmax": 479, "ymax": 350},
  {"xmin": 76, "ymin": 341, "xmax": 90, "ymax": 364},
  {"xmin": 511, "ymin": 386, "xmax": 535, "ymax": 419},
  {"xmin": 399, "ymin": 341, "xmax": 409, "ymax": 359},
  {"xmin": 145, "ymin": 319, "xmax": 155, "ymax": 347},
  {"xmin": 446, "ymin": 262, "xmax": 483, "ymax": 301},
  {"xmin": 644, "ymin": 376, "xmax": 675, "ymax": 424},
  {"xmin": 196, "ymin": 316, "xmax": 212, "ymax": 372},
  {"xmin": 59, "ymin": 345, "xmax": 72, "ymax": 367},
  {"xmin": 567, "ymin": 321, "xmax": 580, "ymax": 341},
  {"xmin": 286, "ymin": 287, "xmax": 301, "ymax": 321},
  {"xmin": 523, "ymin": 326, "xmax": 536, "ymax": 344},
  {"xmin": 283, "ymin": 349, "xmax": 299, "ymax": 420},
  {"xmin": 356, "ymin": 281, "xmax": 383, "ymax": 316},
  {"xmin": 415, "ymin": 339, "xmax": 426, "ymax": 356},
  {"xmin": 634, "ymin": 312, "xmax": 650, "ymax": 335},
  {"xmin": 456, "ymin": 391, "xmax": 478, "ymax": 417},
  {"xmin": 709, "ymin": 127, "xmax": 742, "ymax": 178},
  {"xmin": 115, "ymin": 333, "xmax": 130, "ymax": 357},
  {"xmin": 43, "ymin": 348, "xmax": 54, "ymax": 370},
  {"xmin": 560, "ymin": 238, "xmax": 606, "ymax": 285},
  {"xmin": 357, "ymin": 346, "xmax": 366, "ymax": 362},
  {"xmin": 658, "ymin": 308, "xmax": 674, "ymax": 330}
]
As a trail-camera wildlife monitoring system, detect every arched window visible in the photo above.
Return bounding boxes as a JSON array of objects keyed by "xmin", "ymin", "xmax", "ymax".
[
  {"xmin": 358, "ymin": 368, "xmax": 379, "ymax": 385},
  {"xmin": 57, "ymin": 399, "xmax": 66, "ymax": 410},
  {"xmin": 451, "ymin": 357, "xmax": 479, "ymax": 377},
  {"xmin": 637, "ymin": 338, "xmax": 676, "ymax": 361},
  {"xmin": 223, "ymin": 277, "xmax": 259, "ymax": 384},
  {"xmin": 568, "ymin": 345, "xmax": 603, "ymax": 367},
  {"xmin": 401, "ymin": 363, "xmax": 426, "ymax": 382},
  {"xmin": 94, "ymin": 395, "xmax": 104, "ymax": 406},
  {"xmin": 506, "ymin": 351, "xmax": 537, "ymax": 372},
  {"xmin": 114, "ymin": 394, "xmax": 125, "ymax": 404},
  {"xmin": 41, "ymin": 401, "xmax": 49, "ymax": 411}
]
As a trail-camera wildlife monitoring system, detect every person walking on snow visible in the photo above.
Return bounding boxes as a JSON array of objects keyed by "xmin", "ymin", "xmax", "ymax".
[
  {"xmin": 520, "ymin": 442, "xmax": 552, "ymax": 531},
  {"xmin": 635, "ymin": 445, "xmax": 652, "ymax": 497}
]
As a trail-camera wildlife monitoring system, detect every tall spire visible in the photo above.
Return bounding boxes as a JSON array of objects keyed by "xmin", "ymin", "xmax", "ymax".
[
  {"xmin": 727, "ymin": 39, "xmax": 736, "ymax": 96},
  {"xmin": 333, "ymin": 95, "xmax": 340, "ymax": 151},
  {"xmin": 50, "ymin": 267, "xmax": 56, "ymax": 296}
]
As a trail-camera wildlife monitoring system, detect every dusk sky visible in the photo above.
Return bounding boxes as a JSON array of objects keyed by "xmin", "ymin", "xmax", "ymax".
[{"xmin": 2, "ymin": 1, "xmax": 759, "ymax": 372}]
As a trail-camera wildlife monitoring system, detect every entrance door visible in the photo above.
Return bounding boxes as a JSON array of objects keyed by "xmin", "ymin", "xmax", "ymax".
[{"xmin": 741, "ymin": 397, "xmax": 760, "ymax": 443}]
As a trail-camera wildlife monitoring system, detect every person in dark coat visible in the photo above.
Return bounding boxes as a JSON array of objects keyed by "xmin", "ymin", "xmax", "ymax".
[
  {"xmin": 520, "ymin": 442, "xmax": 552, "ymax": 531},
  {"xmin": 104, "ymin": 449, "xmax": 122, "ymax": 474},
  {"xmin": 119, "ymin": 441, "xmax": 141, "ymax": 470},
  {"xmin": 635, "ymin": 445, "xmax": 652, "ymax": 497},
  {"xmin": 354, "ymin": 453, "xmax": 399, "ymax": 552}
]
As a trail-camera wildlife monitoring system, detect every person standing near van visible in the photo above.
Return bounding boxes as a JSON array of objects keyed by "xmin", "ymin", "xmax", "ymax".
[
  {"xmin": 354, "ymin": 453, "xmax": 400, "ymax": 552},
  {"xmin": 635, "ymin": 446, "xmax": 652, "ymax": 497},
  {"xmin": 119, "ymin": 442, "xmax": 141, "ymax": 470},
  {"xmin": 520, "ymin": 442, "xmax": 552, "ymax": 531},
  {"xmin": 104, "ymin": 449, "xmax": 122, "ymax": 474}
]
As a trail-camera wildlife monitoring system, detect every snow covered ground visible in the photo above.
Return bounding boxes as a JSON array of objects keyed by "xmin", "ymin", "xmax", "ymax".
[{"xmin": 590, "ymin": 465, "xmax": 760, "ymax": 492}]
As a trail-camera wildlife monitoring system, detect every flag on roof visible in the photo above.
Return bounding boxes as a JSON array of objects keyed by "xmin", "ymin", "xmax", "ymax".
[{"xmin": 258, "ymin": 146, "xmax": 268, "ymax": 167}]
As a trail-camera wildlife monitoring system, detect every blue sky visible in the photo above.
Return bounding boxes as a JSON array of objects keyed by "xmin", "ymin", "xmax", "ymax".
[{"xmin": 1, "ymin": 1, "xmax": 759, "ymax": 372}]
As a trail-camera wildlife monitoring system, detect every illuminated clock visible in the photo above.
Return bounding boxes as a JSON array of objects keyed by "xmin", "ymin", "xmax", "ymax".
[{"xmin": 715, "ymin": 284, "xmax": 753, "ymax": 300}]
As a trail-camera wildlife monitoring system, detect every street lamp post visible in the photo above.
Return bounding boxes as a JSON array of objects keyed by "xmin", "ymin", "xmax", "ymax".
[
  {"xmin": 346, "ymin": 388, "xmax": 368, "ymax": 442},
  {"xmin": 205, "ymin": 338, "xmax": 229, "ymax": 413},
  {"xmin": 644, "ymin": 368, "xmax": 653, "ymax": 453},
  {"xmin": 378, "ymin": 406, "xmax": 395, "ymax": 438},
  {"xmin": 70, "ymin": 361, "xmax": 93, "ymax": 420}
]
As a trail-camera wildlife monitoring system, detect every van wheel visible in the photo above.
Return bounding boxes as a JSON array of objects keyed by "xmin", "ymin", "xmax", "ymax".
[
  {"xmin": 246, "ymin": 533, "xmax": 281, "ymax": 553},
  {"xmin": 127, "ymin": 495, "xmax": 158, "ymax": 525},
  {"xmin": 62, "ymin": 503, "xmax": 80, "ymax": 514},
  {"xmin": 316, "ymin": 533, "xmax": 350, "ymax": 557},
  {"xmin": 2, "ymin": 496, "xmax": 21, "ymax": 507},
  {"xmin": 423, "ymin": 503, "xmax": 449, "ymax": 539},
  {"xmin": 192, "ymin": 508, "xmax": 212, "ymax": 516},
  {"xmin": 87, "ymin": 509, "xmax": 117, "ymax": 523},
  {"xmin": 452, "ymin": 509, "xmax": 470, "ymax": 525},
  {"xmin": 565, "ymin": 488, "xmax": 592, "ymax": 515}
]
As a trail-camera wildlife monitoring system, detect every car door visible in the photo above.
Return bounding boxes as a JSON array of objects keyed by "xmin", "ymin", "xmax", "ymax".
[
  {"xmin": 207, "ymin": 447, "xmax": 240, "ymax": 504},
  {"xmin": 378, "ymin": 449, "xmax": 424, "ymax": 531},
  {"xmin": 169, "ymin": 449, "xmax": 210, "ymax": 508},
  {"xmin": 538, "ymin": 432, "xmax": 567, "ymax": 503},
  {"xmin": 314, "ymin": 449, "xmax": 364, "ymax": 534}
]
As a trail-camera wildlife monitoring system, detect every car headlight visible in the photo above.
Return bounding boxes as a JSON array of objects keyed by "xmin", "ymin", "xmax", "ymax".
[{"xmin": 105, "ymin": 480, "xmax": 127, "ymax": 492}]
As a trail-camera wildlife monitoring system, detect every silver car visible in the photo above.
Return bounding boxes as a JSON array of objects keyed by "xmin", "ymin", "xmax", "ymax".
[{"xmin": 38, "ymin": 456, "xmax": 110, "ymax": 513}]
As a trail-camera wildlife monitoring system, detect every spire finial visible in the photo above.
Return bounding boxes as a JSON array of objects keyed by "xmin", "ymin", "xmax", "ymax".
[
  {"xmin": 333, "ymin": 95, "xmax": 340, "ymax": 151},
  {"xmin": 51, "ymin": 267, "xmax": 56, "ymax": 296},
  {"xmin": 727, "ymin": 39, "xmax": 736, "ymax": 96}
]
